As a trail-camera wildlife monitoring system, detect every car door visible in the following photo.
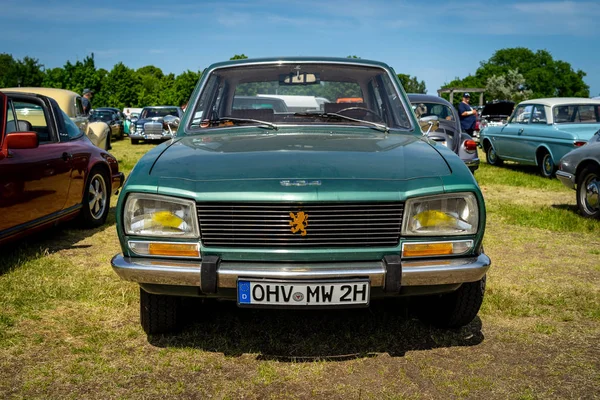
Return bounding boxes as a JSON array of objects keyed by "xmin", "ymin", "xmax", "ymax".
[
  {"xmin": 517, "ymin": 104, "xmax": 548, "ymax": 162},
  {"xmin": 494, "ymin": 104, "xmax": 533, "ymax": 161},
  {"xmin": 0, "ymin": 94, "xmax": 73, "ymax": 234}
]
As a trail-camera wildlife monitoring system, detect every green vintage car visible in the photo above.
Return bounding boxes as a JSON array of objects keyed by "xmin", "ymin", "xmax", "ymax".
[{"xmin": 111, "ymin": 57, "xmax": 490, "ymax": 334}]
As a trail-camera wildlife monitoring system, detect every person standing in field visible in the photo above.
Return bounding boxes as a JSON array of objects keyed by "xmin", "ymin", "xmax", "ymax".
[{"xmin": 458, "ymin": 92, "xmax": 477, "ymax": 135}]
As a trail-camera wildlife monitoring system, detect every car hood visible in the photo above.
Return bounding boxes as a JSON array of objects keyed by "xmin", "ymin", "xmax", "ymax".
[
  {"xmin": 150, "ymin": 130, "xmax": 452, "ymax": 183},
  {"xmin": 482, "ymin": 101, "xmax": 515, "ymax": 118}
]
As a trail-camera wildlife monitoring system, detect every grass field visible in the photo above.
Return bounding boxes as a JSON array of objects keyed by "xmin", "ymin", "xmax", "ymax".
[{"xmin": 1, "ymin": 140, "xmax": 599, "ymax": 399}]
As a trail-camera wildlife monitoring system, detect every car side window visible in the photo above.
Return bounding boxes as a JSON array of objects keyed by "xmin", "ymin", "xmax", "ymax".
[
  {"xmin": 511, "ymin": 105, "xmax": 533, "ymax": 124},
  {"xmin": 12, "ymin": 100, "xmax": 53, "ymax": 143},
  {"xmin": 531, "ymin": 105, "xmax": 547, "ymax": 124},
  {"xmin": 574, "ymin": 105, "xmax": 597, "ymax": 123},
  {"xmin": 75, "ymin": 97, "xmax": 85, "ymax": 117},
  {"xmin": 61, "ymin": 110, "xmax": 83, "ymax": 139}
]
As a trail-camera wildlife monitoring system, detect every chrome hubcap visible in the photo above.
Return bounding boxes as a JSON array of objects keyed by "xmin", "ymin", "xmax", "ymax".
[
  {"xmin": 88, "ymin": 174, "xmax": 107, "ymax": 219},
  {"xmin": 585, "ymin": 178, "xmax": 600, "ymax": 211},
  {"xmin": 543, "ymin": 155, "xmax": 553, "ymax": 174},
  {"xmin": 488, "ymin": 149, "xmax": 496, "ymax": 163}
]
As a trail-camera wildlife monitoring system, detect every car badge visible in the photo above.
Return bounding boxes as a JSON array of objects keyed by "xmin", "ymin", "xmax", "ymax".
[
  {"xmin": 289, "ymin": 211, "xmax": 308, "ymax": 236},
  {"xmin": 280, "ymin": 180, "xmax": 321, "ymax": 187}
]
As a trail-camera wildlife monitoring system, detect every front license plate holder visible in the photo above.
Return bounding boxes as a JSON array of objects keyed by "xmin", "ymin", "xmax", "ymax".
[{"xmin": 237, "ymin": 278, "xmax": 370, "ymax": 308}]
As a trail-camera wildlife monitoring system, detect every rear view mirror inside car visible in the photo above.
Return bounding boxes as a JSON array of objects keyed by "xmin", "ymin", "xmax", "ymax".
[{"xmin": 280, "ymin": 73, "xmax": 320, "ymax": 85}]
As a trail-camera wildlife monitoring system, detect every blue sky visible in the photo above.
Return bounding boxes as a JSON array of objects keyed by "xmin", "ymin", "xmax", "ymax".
[{"xmin": 2, "ymin": 0, "xmax": 599, "ymax": 96}]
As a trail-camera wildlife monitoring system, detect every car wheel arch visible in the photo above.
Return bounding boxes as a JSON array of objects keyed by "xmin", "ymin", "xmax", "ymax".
[
  {"xmin": 575, "ymin": 160, "xmax": 600, "ymax": 184},
  {"xmin": 481, "ymin": 138, "xmax": 493, "ymax": 153},
  {"xmin": 535, "ymin": 145, "xmax": 554, "ymax": 166}
]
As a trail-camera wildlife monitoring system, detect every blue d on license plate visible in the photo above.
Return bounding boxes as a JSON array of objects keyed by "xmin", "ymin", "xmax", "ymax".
[{"xmin": 237, "ymin": 280, "xmax": 370, "ymax": 307}]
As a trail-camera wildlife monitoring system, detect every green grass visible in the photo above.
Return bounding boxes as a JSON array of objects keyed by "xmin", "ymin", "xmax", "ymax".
[{"xmin": 0, "ymin": 138, "xmax": 599, "ymax": 399}]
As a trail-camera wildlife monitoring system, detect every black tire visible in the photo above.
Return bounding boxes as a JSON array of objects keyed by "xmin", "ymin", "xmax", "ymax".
[
  {"xmin": 485, "ymin": 143, "xmax": 502, "ymax": 166},
  {"xmin": 538, "ymin": 151, "xmax": 555, "ymax": 178},
  {"xmin": 140, "ymin": 288, "xmax": 180, "ymax": 335},
  {"xmin": 131, "ymin": 139, "xmax": 139, "ymax": 145},
  {"xmin": 416, "ymin": 275, "xmax": 486, "ymax": 328},
  {"xmin": 79, "ymin": 167, "xmax": 110, "ymax": 228},
  {"xmin": 105, "ymin": 134, "xmax": 111, "ymax": 151},
  {"xmin": 577, "ymin": 164, "xmax": 600, "ymax": 219}
]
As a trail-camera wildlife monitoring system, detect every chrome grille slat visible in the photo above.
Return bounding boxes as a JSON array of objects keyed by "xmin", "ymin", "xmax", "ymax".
[{"xmin": 197, "ymin": 202, "xmax": 403, "ymax": 248}]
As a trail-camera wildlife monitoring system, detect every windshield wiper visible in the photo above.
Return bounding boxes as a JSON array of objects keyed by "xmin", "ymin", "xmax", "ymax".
[
  {"xmin": 294, "ymin": 112, "xmax": 389, "ymax": 133},
  {"xmin": 207, "ymin": 117, "xmax": 278, "ymax": 130}
]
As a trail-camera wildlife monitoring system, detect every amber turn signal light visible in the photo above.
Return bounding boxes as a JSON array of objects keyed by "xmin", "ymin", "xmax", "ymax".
[
  {"xmin": 148, "ymin": 243, "xmax": 199, "ymax": 257},
  {"xmin": 403, "ymin": 242, "xmax": 454, "ymax": 257}
]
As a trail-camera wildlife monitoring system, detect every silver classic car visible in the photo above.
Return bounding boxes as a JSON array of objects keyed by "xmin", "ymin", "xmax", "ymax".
[
  {"xmin": 129, "ymin": 106, "xmax": 184, "ymax": 144},
  {"xmin": 557, "ymin": 131, "xmax": 600, "ymax": 218},
  {"xmin": 480, "ymin": 98, "xmax": 600, "ymax": 177},
  {"xmin": 409, "ymin": 94, "xmax": 479, "ymax": 173}
]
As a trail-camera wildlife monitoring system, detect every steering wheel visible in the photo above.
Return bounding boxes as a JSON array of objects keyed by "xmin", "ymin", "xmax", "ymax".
[{"xmin": 333, "ymin": 107, "xmax": 385, "ymax": 122}]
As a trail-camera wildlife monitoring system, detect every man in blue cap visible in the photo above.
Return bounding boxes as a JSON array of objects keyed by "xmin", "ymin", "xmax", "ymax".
[
  {"xmin": 82, "ymin": 88, "xmax": 94, "ymax": 115},
  {"xmin": 458, "ymin": 93, "xmax": 477, "ymax": 135}
]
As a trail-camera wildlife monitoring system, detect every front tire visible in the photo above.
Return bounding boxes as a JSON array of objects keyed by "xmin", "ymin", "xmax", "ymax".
[
  {"xmin": 79, "ymin": 167, "xmax": 110, "ymax": 228},
  {"xmin": 131, "ymin": 139, "xmax": 139, "ymax": 145},
  {"xmin": 416, "ymin": 275, "xmax": 486, "ymax": 328},
  {"xmin": 140, "ymin": 288, "xmax": 180, "ymax": 335},
  {"xmin": 577, "ymin": 164, "xmax": 600, "ymax": 219},
  {"xmin": 486, "ymin": 144, "xmax": 502, "ymax": 166}
]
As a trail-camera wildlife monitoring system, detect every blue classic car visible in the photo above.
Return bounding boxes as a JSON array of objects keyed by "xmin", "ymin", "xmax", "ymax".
[
  {"xmin": 129, "ymin": 106, "xmax": 184, "ymax": 144},
  {"xmin": 480, "ymin": 98, "xmax": 600, "ymax": 177},
  {"xmin": 110, "ymin": 57, "xmax": 490, "ymax": 334}
]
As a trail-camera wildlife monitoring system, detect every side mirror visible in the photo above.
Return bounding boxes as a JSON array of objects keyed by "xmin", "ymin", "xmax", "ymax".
[
  {"xmin": 0, "ymin": 131, "xmax": 39, "ymax": 160},
  {"xmin": 7, "ymin": 132, "xmax": 39, "ymax": 149},
  {"xmin": 164, "ymin": 115, "xmax": 180, "ymax": 129},
  {"xmin": 418, "ymin": 115, "xmax": 439, "ymax": 135}
]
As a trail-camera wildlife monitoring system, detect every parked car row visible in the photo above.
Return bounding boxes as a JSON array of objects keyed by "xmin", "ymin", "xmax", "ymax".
[{"xmin": 479, "ymin": 97, "xmax": 600, "ymax": 219}]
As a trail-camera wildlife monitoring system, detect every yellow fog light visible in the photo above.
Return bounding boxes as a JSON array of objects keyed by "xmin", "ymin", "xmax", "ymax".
[
  {"xmin": 129, "ymin": 241, "xmax": 200, "ymax": 258},
  {"xmin": 402, "ymin": 240, "xmax": 473, "ymax": 258}
]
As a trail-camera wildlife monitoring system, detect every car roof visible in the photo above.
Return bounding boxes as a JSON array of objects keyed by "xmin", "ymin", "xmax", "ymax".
[
  {"xmin": 1, "ymin": 87, "xmax": 79, "ymax": 116},
  {"xmin": 205, "ymin": 57, "xmax": 391, "ymax": 70},
  {"xmin": 407, "ymin": 93, "xmax": 452, "ymax": 106},
  {"xmin": 519, "ymin": 98, "xmax": 600, "ymax": 107}
]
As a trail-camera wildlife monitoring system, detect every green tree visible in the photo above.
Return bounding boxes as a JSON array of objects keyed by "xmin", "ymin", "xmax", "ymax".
[
  {"xmin": 0, "ymin": 53, "xmax": 19, "ymax": 87},
  {"xmin": 230, "ymin": 54, "xmax": 248, "ymax": 60},
  {"xmin": 397, "ymin": 74, "xmax": 426, "ymax": 94},
  {"xmin": 442, "ymin": 47, "xmax": 589, "ymax": 100},
  {"xmin": 99, "ymin": 62, "xmax": 140, "ymax": 108},
  {"xmin": 485, "ymin": 69, "xmax": 532, "ymax": 103},
  {"xmin": 136, "ymin": 65, "xmax": 165, "ymax": 106}
]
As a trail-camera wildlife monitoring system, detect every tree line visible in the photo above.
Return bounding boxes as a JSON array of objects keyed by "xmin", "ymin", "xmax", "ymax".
[
  {"xmin": 0, "ymin": 53, "xmax": 201, "ymax": 109},
  {"xmin": 0, "ymin": 53, "xmax": 427, "ymax": 110},
  {"xmin": 0, "ymin": 48, "xmax": 588, "ymax": 110},
  {"xmin": 442, "ymin": 47, "xmax": 590, "ymax": 104}
]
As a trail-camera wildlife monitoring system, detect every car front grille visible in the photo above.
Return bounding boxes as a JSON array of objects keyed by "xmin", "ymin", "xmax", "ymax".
[
  {"xmin": 144, "ymin": 121, "xmax": 163, "ymax": 135},
  {"xmin": 197, "ymin": 202, "xmax": 404, "ymax": 248}
]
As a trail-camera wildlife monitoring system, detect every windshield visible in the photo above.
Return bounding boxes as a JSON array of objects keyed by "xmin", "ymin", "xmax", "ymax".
[
  {"xmin": 411, "ymin": 102, "xmax": 455, "ymax": 121},
  {"xmin": 140, "ymin": 108, "xmax": 179, "ymax": 119},
  {"xmin": 188, "ymin": 63, "xmax": 412, "ymax": 132},
  {"xmin": 89, "ymin": 111, "xmax": 113, "ymax": 121}
]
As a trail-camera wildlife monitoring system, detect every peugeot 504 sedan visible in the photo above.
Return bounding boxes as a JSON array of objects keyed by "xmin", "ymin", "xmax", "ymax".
[{"xmin": 111, "ymin": 57, "xmax": 490, "ymax": 334}]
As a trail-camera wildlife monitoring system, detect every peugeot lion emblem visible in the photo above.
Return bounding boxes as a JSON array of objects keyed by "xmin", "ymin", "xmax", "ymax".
[{"xmin": 289, "ymin": 211, "xmax": 308, "ymax": 236}]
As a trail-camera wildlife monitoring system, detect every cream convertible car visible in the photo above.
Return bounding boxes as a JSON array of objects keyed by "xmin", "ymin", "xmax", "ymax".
[{"xmin": 2, "ymin": 87, "xmax": 111, "ymax": 150}]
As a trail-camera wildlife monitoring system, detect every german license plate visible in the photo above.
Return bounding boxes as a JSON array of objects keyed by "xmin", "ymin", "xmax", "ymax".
[{"xmin": 237, "ymin": 280, "xmax": 370, "ymax": 307}]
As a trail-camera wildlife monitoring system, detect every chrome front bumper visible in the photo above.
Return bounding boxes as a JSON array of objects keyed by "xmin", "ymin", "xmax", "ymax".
[
  {"xmin": 111, "ymin": 253, "xmax": 491, "ymax": 289},
  {"xmin": 556, "ymin": 170, "xmax": 576, "ymax": 189}
]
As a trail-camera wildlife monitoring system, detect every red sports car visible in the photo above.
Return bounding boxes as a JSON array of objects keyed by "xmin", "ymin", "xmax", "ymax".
[{"xmin": 0, "ymin": 90, "xmax": 124, "ymax": 245}]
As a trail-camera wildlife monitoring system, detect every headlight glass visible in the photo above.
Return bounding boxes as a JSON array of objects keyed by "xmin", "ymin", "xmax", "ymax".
[
  {"xmin": 402, "ymin": 193, "xmax": 479, "ymax": 236},
  {"xmin": 124, "ymin": 193, "xmax": 199, "ymax": 238}
]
